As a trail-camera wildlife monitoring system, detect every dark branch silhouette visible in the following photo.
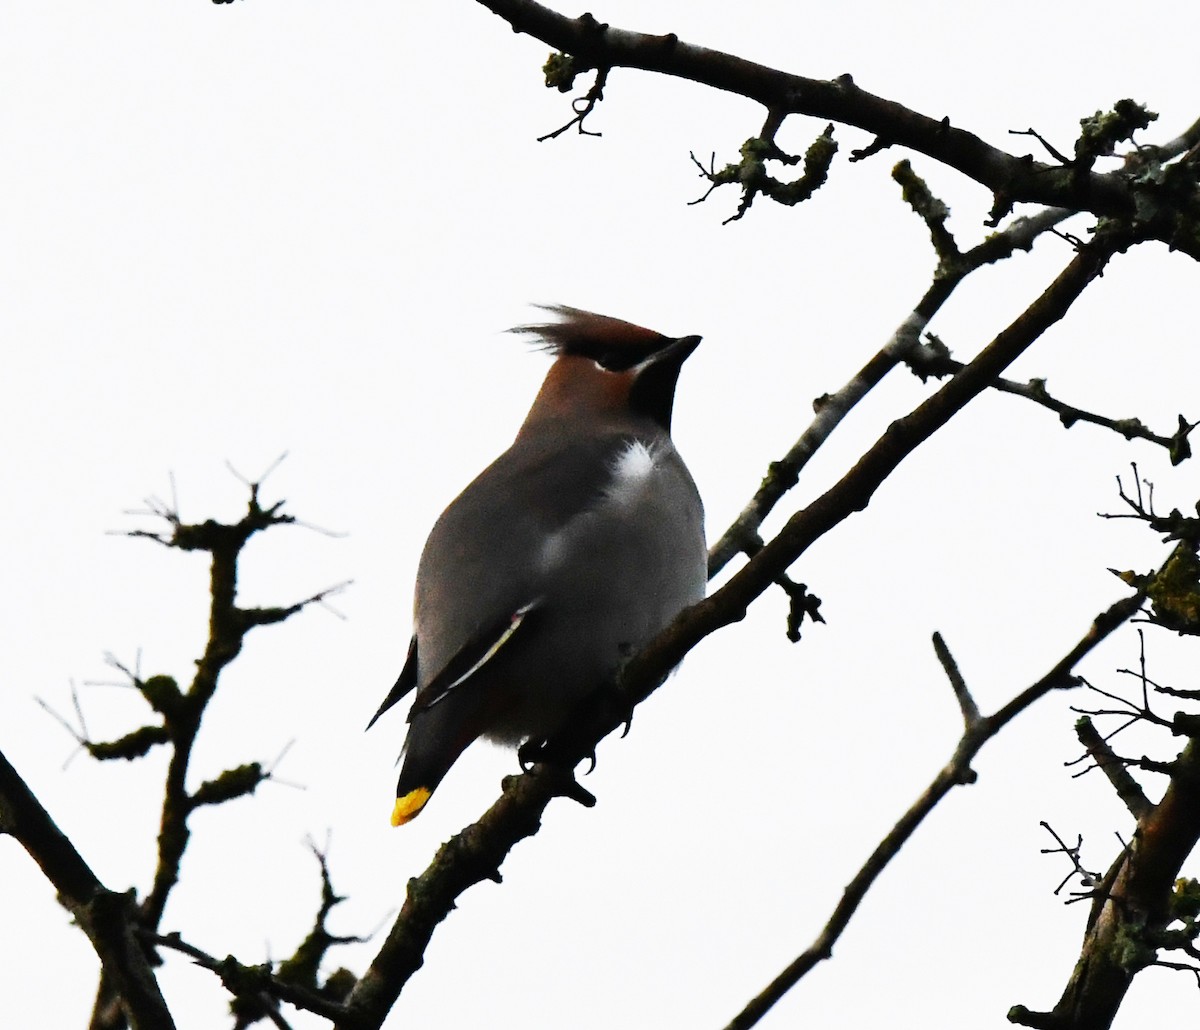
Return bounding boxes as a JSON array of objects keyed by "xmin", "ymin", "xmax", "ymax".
[{"xmin": 726, "ymin": 589, "xmax": 1149, "ymax": 1030}]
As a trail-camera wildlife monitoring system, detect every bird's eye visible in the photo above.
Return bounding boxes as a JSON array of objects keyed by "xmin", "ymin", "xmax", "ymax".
[{"xmin": 594, "ymin": 349, "xmax": 641, "ymax": 372}]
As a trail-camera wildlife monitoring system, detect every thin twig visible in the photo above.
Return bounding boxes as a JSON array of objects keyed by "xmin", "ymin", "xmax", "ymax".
[
  {"xmin": 145, "ymin": 932, "xmax": 349, "ymax": 1024},
  {"xmin": 88, "ymin": 475, "xmax": 338, "ymax": 1028},
  {"xmin": 537, "ymin": 66, "xmax": 608, "ymax": 141},
  {"xmin": 724, "ymin": 589, "xmax": 1146, "ymax": 1030},
  {"xmin": 1038, "ymin": 821, "xmax": 1101, "ymax": 898},
  {"xmin": 932, "ymin": 632, "xmax": 980, "ymax": 727},
  {"xmin": 707, "ymin": 205, "xmax": 1074, "ymax": 577},
  {"xmin": 901, "ymin": 355, "xmax": 1192, "ymax": 462}
]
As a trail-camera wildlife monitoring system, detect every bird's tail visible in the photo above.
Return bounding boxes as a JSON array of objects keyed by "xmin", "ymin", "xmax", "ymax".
[{"xmin": 390, "ymin": 704, "xmax": 476, "ymax": 826}]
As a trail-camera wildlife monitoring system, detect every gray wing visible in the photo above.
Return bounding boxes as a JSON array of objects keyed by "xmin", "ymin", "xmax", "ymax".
[{"xmin": 405, "ymin": 432, "xmax": 639, "ymax": 710}]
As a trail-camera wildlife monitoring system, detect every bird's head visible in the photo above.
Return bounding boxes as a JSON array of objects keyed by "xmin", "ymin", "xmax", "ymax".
[{"xmin": 512, "ymin": 305, "xmax": 701, "ymax": 433}]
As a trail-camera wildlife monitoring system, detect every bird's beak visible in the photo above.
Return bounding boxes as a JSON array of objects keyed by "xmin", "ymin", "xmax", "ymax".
[
  {"xmin": 637, "ymin": 334, "xmax": 702, "ymax": 372},
  {"xmin": 627, "ymin": 334, "xmax": 702, "ymax": 431}
]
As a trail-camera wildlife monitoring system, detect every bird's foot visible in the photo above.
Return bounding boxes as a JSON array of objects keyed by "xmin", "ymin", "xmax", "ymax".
[
  {"xmin": 518, "ymin": 735, "xmax": 597, "ymax": 774},
  {"xmin": 518, "ymin": 736, "xmax": 550, "ymax": 772}
]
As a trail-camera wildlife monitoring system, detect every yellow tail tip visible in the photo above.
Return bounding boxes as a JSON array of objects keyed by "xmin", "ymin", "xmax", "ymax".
[{"xmin": 391, "ymin": 788, "xmax": 431, "ymax": 827}]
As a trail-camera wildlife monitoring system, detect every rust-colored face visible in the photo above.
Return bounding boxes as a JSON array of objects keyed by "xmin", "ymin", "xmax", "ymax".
[
  {"xmin": 512, "ymin": 307, "xmax": 701, "ymax": 434},
  {"xmin": 520, "ymin": 354, "xmax": 636, "ymax": 430}
]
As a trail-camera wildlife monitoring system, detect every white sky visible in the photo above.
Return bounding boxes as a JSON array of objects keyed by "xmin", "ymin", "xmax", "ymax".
[{"xmin": 2, "ymin": 2, "xmax": 1199, "ymax": 1028}]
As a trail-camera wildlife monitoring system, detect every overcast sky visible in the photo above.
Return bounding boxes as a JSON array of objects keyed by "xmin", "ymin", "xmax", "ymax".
[{"xmin": 3, "ymin": 2, "xmax": 1199, "ymax": 1028}]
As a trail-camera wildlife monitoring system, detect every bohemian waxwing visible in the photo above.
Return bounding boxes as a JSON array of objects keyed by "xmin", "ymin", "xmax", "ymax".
[{"xmin": 368, "ymin": 306, "xmax": 706, "ymax": 825}]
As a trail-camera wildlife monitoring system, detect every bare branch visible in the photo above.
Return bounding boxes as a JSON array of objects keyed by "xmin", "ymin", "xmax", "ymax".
[
  {"xmin": 0, "ymin": 749, "xmax": 175, "ymax": 1030},
  {"xmin": 696, "ymin": 231, "xmax": 1130, "ymax": 640},
  {"xmin": 1075, "ymin": 716, "xmax": 1153, "ymax": 819},
  {"xmin": 85, "ymin": 475, "xmax": 339, "ymax": 1028},
  {"xmin": 707, "ymin": 205, "xmax": 1075, "ymax": 576},
  {"xmin": 146, "ymin": 932, "xmax": 349, "ymax": 1025},
  {"xmin": 475, "ymin": 0, "xmax": 1156, "ymax": 220},
  {"xmin": 144, "ymin": 841, "xmax": 362, "ymax": 1027},
  {"xmin": 902, "ymin": 352, "xmax": 1194, "ymax": 462},
  {"xmin": 932, "ymin": 632, "xmax": 981, "ymax": 728},
  {"xmin": 1152, "ymin": 113, "xmax": 1200, "ymax": 161},
  {"xmin": 537, "ymin": 65, "xmax": 608, "ymax": 141},
  {"xmin": 893, "ymin": 159, "xmax": 961, "ymax": 271},
  {"xmin": 724, "ymin": 590, "xmax": 1147, "ymax": 1030},
  {"xmin": 1038, "ymin": 821, "xmax": 1102, "ymax": 899},
  {"xmin": 118, "ymin": 480, "xmax": 336, "ymax": 933},
  {"xmin": 337, "ymin": 763, "xmax": 584, "ymax": 1030},
  {"xmin": 340, "ymin": 229, "xmax": 1131, "ymax": 1029},
  {"xmin": 1013, "ymin": 733, "xmax": 1200, "ymax": 1029}
]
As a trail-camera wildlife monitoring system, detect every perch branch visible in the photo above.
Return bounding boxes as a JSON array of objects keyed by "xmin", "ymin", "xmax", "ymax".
[{"xmin": 340, "ymin": 222, "xmax": 1132, "ymax": 1029}]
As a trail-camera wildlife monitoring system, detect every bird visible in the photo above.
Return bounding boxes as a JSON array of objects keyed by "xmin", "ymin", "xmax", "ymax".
[{"xmin": 368, "ymin": 305, "xmax": 706, "ymax": 826}]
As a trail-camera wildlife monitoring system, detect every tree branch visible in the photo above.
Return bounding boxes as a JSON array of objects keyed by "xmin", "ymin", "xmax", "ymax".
[
  {"xmin": 0, "ymin": 749, "xmax": 175, "ymax": 1030},
  {"xmin": 336, "ymin": 763, "xmax": 581, "ymax": 1030},
  {"xmin": 475, "ymin": 0, "xmax": 1154, "ymax": 219},
  {"xmin": 1011, "ymin": 734, "xmax": 1200, "ymax": 1029},
  {"xmin": 725, "ymin": 589, "xmax": 1148, "ymax": 1030},
  {"xmin": 132, "ymin": 484, "xmax": 303, "ymax": 930},
  {"xmin": 684, "ymin": 227, "xmax": 1131, "ymax": 668},
  {"xmin": 88, "ymin": 475, "xmax": 333, "ymax": 1029},
  {"xmin": 905, "ymin": 349, "xmax": 1194, "ymax": 464},
  {"xmin": 145, "ymin": 932, "xmax": 350, "ymax": 1026},
  {"xmin": 1074, "ymin": 716, "xmax": 1153, "ymax": 820},
  {"xmin": 340, "ymin": 223, "xmax": 1132, "ymax": 1028},
  {"xmin": 707, "ymin": 204, "xmax": 1073, "ymax": 575}
]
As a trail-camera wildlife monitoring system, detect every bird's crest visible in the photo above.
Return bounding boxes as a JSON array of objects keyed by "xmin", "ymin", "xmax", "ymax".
[{"xmin": 511, "ymin": 305, "xmax": 672, "ymax": 371}]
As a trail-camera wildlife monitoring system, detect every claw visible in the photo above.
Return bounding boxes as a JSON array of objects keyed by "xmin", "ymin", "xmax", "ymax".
[
  {"xmin": 607, "ymin": 686, "xmax": 635, "ymax": 739},
  {"xmin": 518, "ymin": 737, "xmax": 548, "ymax": 772}
]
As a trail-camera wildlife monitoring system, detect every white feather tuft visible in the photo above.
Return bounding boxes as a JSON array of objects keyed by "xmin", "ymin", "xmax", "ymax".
[{"xmin": 604, "ymin": 439, "xmax": 659, "ymax": 506}]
